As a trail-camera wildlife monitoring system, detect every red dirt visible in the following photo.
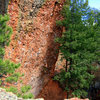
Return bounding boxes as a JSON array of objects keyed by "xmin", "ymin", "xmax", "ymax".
[{"xmin": 37, "ymin": 79, "xmax": 67, "ymax": 100}]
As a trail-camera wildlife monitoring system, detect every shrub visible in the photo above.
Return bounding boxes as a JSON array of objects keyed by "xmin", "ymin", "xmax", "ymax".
[
  {"xmin": 22, "ymin": 93, "xmax": 34, "ymax": 99},
  {"xmin": 0, "ymin": 15, "xmax": 20, "ymax": 86},
  {"xmin": 21, "ymin": 85, "xmax": 31, "ymax": 93},
  {"xmin": 17, "ymin": 93, "xmax": 22, "ymax": 97},
  {"xmin": 5, "ymin": 72, "xmax": 22, "ymax": 83},
  {"xmin": 6, "ymin": 86, "xmax": 18, "ymax": 94}
]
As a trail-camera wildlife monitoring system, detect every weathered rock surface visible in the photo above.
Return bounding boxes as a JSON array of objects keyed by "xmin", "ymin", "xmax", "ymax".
[
  {"xmin": 0, "ymin": 88, "xmax": 44, "ymax": 100},
  {"xmin": 5, "ymin": 0, "xmax": 65, "ymax": 98},
  {"xmin": 0, "ymin": 88, "xmax": 17, "ymax": 100}
]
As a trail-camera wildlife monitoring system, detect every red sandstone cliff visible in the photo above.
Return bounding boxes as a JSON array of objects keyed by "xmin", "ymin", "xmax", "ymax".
[{"xmin": 5, "ymin": 0, "xmax": 66, "ymax": 99}]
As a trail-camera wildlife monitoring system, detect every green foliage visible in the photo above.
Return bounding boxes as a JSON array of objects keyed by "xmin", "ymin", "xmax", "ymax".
[
  {"xmin": 54, "ymin": 0, "xmax": 100, "ymax": 98},
  {"xmin": 0, "ymin": 79, "xmax": 2, "ymax": 85},
  {"xmin": 6, "ymin": 72, "xmax": 21, "ymax": 83},
  {"xmin": 22, "ymin": 93, "xmax": 34, "ymax": 99},
  {"xmin": 20, "ymin": 80, "xmax": 23, "ymax": 83},
  {"xmin": 6, "ymin": 76, "xmax": 18, "ymax": 83},
  {"xmin": 20, "ymin": 85, "xmax": 33, "ymax": 99},
  {"xmin": 6, "ymin": 86, "xmax": 18, "ymax": 94},
  {"xmin": 0, "ymin": 15, "xmax": 20, "ymax": 86},
  {"xmin": 5, "ymin": 85, "xmax": 33, "ymax": 99},
  {"xmin": 17, "ymin": 93, "xmax": 22, "ymax": 97},
  {"xmin": 0, "ymin": 15, "xmax": 12, "ymax": 48},
  {"xmin": 0, "ymin": 60, "xmax": 20, "ymax": 76},
  {"xmin": 21, "ymin": 73, "xmax": 24, "ymax": 77},
  {"xmin": 21, "ymin": 85, "xmax": 31, "ymax": 93}
]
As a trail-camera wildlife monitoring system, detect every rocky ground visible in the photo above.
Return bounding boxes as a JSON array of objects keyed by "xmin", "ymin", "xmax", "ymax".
[
  {"xmin": 0, "ymin": 87, "xmax": 89, "ymax": 100},
  {"xmin": 0, "ymin": 88, "xmax": 44, "ymax": 100}
]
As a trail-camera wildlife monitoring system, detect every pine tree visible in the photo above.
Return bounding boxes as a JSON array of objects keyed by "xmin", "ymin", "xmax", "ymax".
[
  {"xmin": 54, "ymin": 0, "xmax": 100, "ymax": 98},
  {"xmin": 0, "ymin": 15, "xmax": 20, "ymax": 85},
  {"xmin": 0, "ymin": 15, "xmax": 12, "ymax": 58}
]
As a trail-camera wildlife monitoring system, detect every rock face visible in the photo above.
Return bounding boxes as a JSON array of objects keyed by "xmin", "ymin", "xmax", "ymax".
[
  {"xmin": 0, "ymin": 0, "xmax": 9, "ymax": 15},
  {"xmin": 5, "ymin": 0, "xmax": 65, "ymax": 98}
]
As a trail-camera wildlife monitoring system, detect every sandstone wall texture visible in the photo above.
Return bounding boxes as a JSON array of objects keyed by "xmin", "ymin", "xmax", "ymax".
[{"xmin": 5, "ymin": 0, "xmax": 65, "ymax": 98}]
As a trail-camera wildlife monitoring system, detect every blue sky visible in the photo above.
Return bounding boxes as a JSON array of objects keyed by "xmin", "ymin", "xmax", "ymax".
[{"xmin": 89, "ymin": 0, "xmax": 100, "ymax": 9}]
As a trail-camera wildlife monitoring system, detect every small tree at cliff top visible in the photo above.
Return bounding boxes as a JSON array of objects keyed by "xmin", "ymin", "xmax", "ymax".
[
  {"xmin": 54, "ymin": 0, "xmax": 100, "ymax": 98},
  {"xmin": 0, "ymin": 15, "xmax": 20, "ymax": 85}
]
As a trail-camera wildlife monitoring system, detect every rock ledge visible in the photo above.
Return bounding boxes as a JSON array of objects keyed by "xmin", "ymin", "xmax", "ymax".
[{"xmin": 0, "ymin": 88, "xmax": 44, "ymax": 100}]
